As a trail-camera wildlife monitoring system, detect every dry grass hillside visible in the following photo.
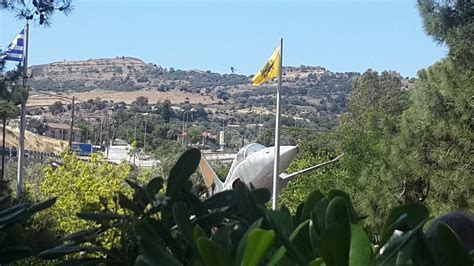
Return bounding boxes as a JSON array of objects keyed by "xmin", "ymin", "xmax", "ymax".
[{"xmin": 3, "ymin": 126, "xmax": 66, "ymax": 153}]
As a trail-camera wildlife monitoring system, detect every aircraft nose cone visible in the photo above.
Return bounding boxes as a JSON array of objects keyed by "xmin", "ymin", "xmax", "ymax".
[{"xmin": 280, "ymin": 145, "xmax": 299, "ymax": 162}]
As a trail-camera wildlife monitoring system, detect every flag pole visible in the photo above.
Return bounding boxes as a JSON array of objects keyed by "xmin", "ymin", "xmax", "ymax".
[
  {"xmin": 17, "ymin": 20, "xmax": 29, "ymax": 197},
  {"xmin": 272, "ymin": 38, "xmax": 283, "ymax": 210}
]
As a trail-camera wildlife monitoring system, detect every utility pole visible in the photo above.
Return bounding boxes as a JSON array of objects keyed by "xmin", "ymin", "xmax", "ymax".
[
  {"xmin": 68, "ymin": 96, "xmax": 75, "ymax": 149},
  {"xmin": 105, "ymin": 111, "xmax": 109, "ymax": 158},
  {"xmin": 143, "ymin": 114, "xmax": 148, "ymax": 154}
]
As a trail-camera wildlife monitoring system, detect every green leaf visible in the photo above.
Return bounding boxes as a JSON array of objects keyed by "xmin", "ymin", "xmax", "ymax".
[
  {"xmin": 0, "ymin": 246, "xmax": 32, "ymax": 264},
  {"xmin": 293, "ymin": 202, "xmax": 305, "ymax": 225},
  {"xmin": 38, "ymin": 245, "xmax": 101, "ymax": 259},
  {"xmin": 76, "ymin": 212, "xmax": 122, "ymax": 223},
  {"xmin": 250, "ymin": 188, "xmax": 271, "ymax": 205},
  {"xmin": 291, "ymin": 220, "xmax": 314, "ymax": 261},
  {"xmin": 241, "ymin": 229, "xmax": 276, "ymax": 266},
  {"xmin": 0, "ymin": 204, "xmax": 29, "ymax": 229},
  {"xmin": 146, "ymin": 177, "xmax": 164, "ymax": 196},
  {"xmin": 380, "ymin": 203, "xmax": 429, "ymax": 246},
  {"xmin": 412, "ymin": 231, "xmax": 439, "ymax": 266},
  {"xmin": 265, "ymin": 208, "xmax": 307, "ymax": 264},
  {"xmin": 193, "ymin": 224, "xmax": 207, "ymax": 242},
  {"xmin": 318, "ymin": 196, "xmax": 351, "ymax": 266},
  {"xmin": 309, "ymin": 219, "xmax": 320, "ymax": 258},
  {"xmin": 173, "ymin": 202, "xmax": 197, "ymax": 252},
  {"xmin": 61, "ymin": 227, "xmax": 102, "ymax": 244},
  {"xmin": 311, "ymin": 197, "xmax": 329, "ymax": 235},
  {"xmin": 134, "ymin": 218, "xmax": 182, "ymax": 266},
  {"xmin": 436, "ymin": 222, "xmax": 472, "ymax": 266},
  {"xmin": 118, "ymin": 192, "xmax": 144, "ymax": 215},
  {"xmin": 300, "ymin": 190, "xmax": 325, "ymax": 224},
  {"xmin": 235, "ymin": 218, "xmax": 263, "ymax": 265},
  {"xmin": 197, "ymin": 237, "xmax": 234, "ymax": 266},
  {"xmin": 328, "ymin": 190, "xmax": 358, "ymax": 223},
  {"xmin": 27, "ymin": 197, "xmax": 56, "ymax": 214},
  {"xmin": 318, "ymin": 225, "xmax": 350, "ymax": 266},
  {"xmin": 202, "ymin": 190, "xmax": 233, "ymax": 210},
  {"xmin": 349, "ymin": 224, "xmax": 373, "ymax": 266},
  {"xmin": 166, "ymin": 148, "xmax": 201, "ymax": 198},
  {"xmin": 309, "ymin": 257, "xmax": 326, "ymax": 266},
  {"xmin": 377, "ymin": 217, "xmax": 428, "ymax": 265},
  {"xmin": 325, "ymin": 196, "xmax": 351, "ymax": 229},
  {"xmin": 233, "ymin": 182, "xmax": 262, "ymax": 223}
]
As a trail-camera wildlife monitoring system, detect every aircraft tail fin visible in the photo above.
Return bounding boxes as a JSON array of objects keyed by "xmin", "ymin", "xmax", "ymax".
[{"xmin": 199, "ymin": 153, "xmax": 224, "ymax": 192}]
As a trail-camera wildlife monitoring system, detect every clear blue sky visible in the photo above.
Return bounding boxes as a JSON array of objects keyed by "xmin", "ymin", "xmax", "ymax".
[{"xmin": 1, "ymin": 0, "xmax": 447, "ymax": 77}]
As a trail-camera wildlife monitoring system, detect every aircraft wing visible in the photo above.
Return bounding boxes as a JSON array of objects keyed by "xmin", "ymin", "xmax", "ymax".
[{"xmin": 279, "ymin": 153, "xmax": 344, "ymax": 187}]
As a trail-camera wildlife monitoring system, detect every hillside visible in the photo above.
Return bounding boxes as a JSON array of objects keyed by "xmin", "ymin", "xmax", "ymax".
[
  {"xmin": 4, "ymin": 126, "xmax": 65, "ymax": 153},
  {"xmin": 27, "ymin": 57, "xmax": 415, "ymax": 130}
]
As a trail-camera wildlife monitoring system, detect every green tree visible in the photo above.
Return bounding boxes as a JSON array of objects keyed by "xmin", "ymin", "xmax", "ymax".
[
  {"xmin": 393, "ymin": 58, "xmax": 473, "ymax": 214},
  {"xmin": 1, "ymin": 0, "xmax": 73, "ymax": 26},
  {"xmin": 40, "ymin": 152, "xmax": 131, "ymax": 234},
  {"xmin": 417, "ymin": 0, "xmax": 474, "ymax": 67}
]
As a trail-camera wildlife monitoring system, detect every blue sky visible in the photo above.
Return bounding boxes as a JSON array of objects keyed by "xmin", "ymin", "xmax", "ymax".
[{"xmin": 1, "ymin": 0, "xmax": 447, "ymax": 77}]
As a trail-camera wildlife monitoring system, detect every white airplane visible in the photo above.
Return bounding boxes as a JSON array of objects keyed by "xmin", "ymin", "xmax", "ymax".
[{"xmin": 199, "ymin": 143, "xmax": 344, "ymax": 194}]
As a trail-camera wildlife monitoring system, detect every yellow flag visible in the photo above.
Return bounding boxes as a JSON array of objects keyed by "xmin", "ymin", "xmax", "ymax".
[{"xmin": 251, "ymin": 46, "xmax": 281, "ymax": 86}]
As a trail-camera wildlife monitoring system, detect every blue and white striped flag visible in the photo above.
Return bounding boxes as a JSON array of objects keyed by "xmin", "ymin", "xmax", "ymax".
[{"xmin": 0, "ymin": 29, "xmax": 25, "ymax": 64}]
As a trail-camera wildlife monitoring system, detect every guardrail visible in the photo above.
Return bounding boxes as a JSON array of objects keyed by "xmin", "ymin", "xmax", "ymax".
[{"xmin": 0, "ymin": 147, "xmax": 60, "ymax": 161}]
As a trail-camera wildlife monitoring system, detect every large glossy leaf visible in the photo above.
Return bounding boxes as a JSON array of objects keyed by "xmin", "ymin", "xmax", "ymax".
[
  {"xmin": 0, "ymin": 245, "xmax": 32, "ymax": 264},
  {"xmin": 328, "ymin": 190, "xmax": 358, "ymax": 223},
  {"xmin": 241, "ymin": 229, "xmax": 276, "ymax": 266},
  {"xmin": 265, "ymin": 208, "xmax": 307, "ymax": 264},
  {"xmin": 193, "ymin": 224, "xmax": 207, "ymax": 242},
  {"xmin": 202, "ymin": 190, "xmax": 233, "ymax": 210},
  {"xmin": 412, "ymin": 231, "xmax": 439, "ymax": 266},
  {"xmin": 61, "ymin": 227, "xmax": 102, "ymax": 244},
  {"xmin": 250, "ymin": 188, "xmax": 271, "ymax": 205},
  {"xmin": 125, "ymin": 179, "xmax": 150, "ymax": 208},
  {"xmin": 349, "ymin": 224, "xmax": 373, "ymax": 266},
  {"xmin": 38, "ymin": 245, "xmax": 101, "ymax": 259},
  {"xmin": 173, "ymin": 202, "xmax": 197, "ymax": 253},
  {"xmin": 311, "ymin": 197, "xmax": 329, "ymax": 235},
  {"xmin": 293, "ymin": 202, "xmax": 305, "ymax": 225},
  {"xmin": 317, "ymin": 225, "xmax": 350, "ymax": 266},
  {"xmin": 318, "ymin": 196, "xmax": 351, "ymax": 266},
  {"xmin": 118, "ymin": 192, "xmax": 144, "ymax": 215},
  {"xmin": 76, "ymin": 212, "xmax": 122, "ymax": 223},
  {"xmin": 195, "ymin": 207, "xmax": 236, "ymax": 231},
  {"xmin": 146, "ymin": 177, "xmax": 164, "ymax": 196},
  {"xmin": 196, "ymin": 237, "xmax": 234, "ymax": 266},
  {"xmin": 235, "ymin": 218, "xmax": 263, "ymax": 264},
  {"xmin": 300, "ymin": 190, "xmax": 325, "ymax": 224},
  {"xmin": 309, "ymin": 219, "xmax": 320, "ymax": 258},
  {"xmin": 27, "ymin": 197, "xmax": 56, "ymax": 213},
  {"xmin": 166, "ymin": 148, "xmax": 200, "ymax": 198},
  {"xmin": 291, "ymin": 220, "xmax": 314, "ymax": 261},
  {"xmin": 377, "ymin": 217, "xmax": 427, "ymax": 265},
  {"xmin": 436, "ymin": 222, "xmax": 472, "ymax": 266},
  {"xmin": 325, "ymin": 196, "xmax": 351, "ymax": 229},
  {"xmin": 0, "ymin": 204, "xmax": 29, "ymax": 229},
  {"xmin": 233, "ymin": 183, "xmax": 262, "ymax": 223},
  {"xmin": 380, "ymin": 203, "xmax": 429, "ymax": 246},
  {"xmin": 134, "ymin": 218, "xmax": 182, "ymax": 266}
]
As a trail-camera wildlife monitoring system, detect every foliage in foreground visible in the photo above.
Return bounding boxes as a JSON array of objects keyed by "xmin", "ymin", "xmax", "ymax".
[
  {"xmin": 33, "ymin": 149, "xmax": 472, "ymax": 265},
  {"xmin": 40, "ymin": 152, "xmax": 131, "ymax": 236}
]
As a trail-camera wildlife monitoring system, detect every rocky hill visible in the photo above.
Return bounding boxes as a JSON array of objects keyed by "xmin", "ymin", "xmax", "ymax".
[{"xmin": 27, "ymin": 57, "xmax": 413, "ymax": 130}]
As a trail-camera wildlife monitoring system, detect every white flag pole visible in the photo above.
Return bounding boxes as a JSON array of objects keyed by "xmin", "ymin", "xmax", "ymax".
[
  {"xmin": 272, "ymin": 38, "xmax": 283, "ymax": 210},
  {"xmin": 17, "ymin": 21, "xmax": 29, "ymax": 197}
]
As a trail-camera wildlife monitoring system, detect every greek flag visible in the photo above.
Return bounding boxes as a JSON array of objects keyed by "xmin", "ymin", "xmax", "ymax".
[{"xmin": 0, "ymin": 29, "xmax": 25, "ymax": 64}]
